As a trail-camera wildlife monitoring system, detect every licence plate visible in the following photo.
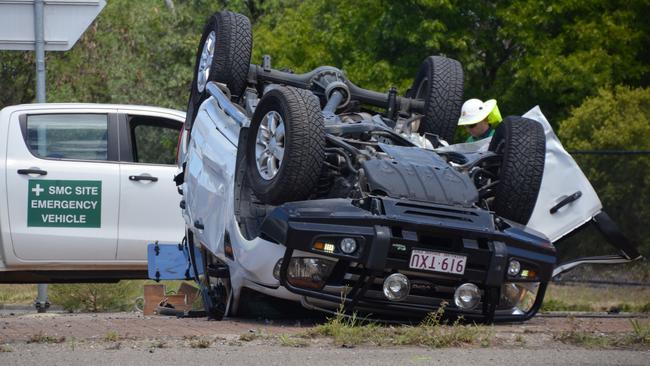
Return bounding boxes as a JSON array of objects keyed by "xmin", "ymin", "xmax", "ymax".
[{"xmin": 409, "ymin": 249, "xmax": 467, "ymax": 275}]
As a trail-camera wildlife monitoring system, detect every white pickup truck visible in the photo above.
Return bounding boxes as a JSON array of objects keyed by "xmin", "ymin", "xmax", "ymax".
[{"xmin": 0, "ymin": 103, "xmax": 186, "ymax": 283}]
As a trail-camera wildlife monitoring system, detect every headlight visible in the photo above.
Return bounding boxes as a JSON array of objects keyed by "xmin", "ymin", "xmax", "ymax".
[
  {"xmin": 284, "ymin": 257, "xmax": 336, "ymax": 290},
  {"xmin": 499, "ymin": 282, "xmax": 540, "ymax": 314}
]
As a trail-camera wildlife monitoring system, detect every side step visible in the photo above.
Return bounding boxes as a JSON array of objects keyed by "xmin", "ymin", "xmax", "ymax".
[{"xmin": 552, "ymin": 254, "xmax": 642, "ymax": 278}]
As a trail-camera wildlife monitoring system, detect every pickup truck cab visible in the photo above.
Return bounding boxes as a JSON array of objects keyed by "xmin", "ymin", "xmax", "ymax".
[{"xmin": 0, "ymin": 103, "xmax": 186, "ymax": 283}]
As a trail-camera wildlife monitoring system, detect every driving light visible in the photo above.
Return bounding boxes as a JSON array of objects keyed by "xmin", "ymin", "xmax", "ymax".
[
  {"xmin": 383, "ymin": 273, "xmax": 410, "ymax": 301},
  {"xmin": 285, "ymin": 257, "xmax": 336, "ymax": 290},
  {"xmin": 507, "ymin": 259, "xmax": 521, "ymax": 276},
  {"xmin": 454, "ymin": 283, "xmax": 481, "ymax": 310},
  {"xmin": 339, "ymin": 238, "xmax": 357, "ymax": 254}
]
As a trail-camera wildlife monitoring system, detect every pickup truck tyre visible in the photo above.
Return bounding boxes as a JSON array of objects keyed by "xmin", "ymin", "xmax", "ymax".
[
  {"xmin": 489, "ymin": 116, "xmax": 546, "ymax": 224},
  {"xmin": 406, "ymin": 56, "xmax": 464, "ymax": 143},
  {"xmin": 186, "ymin": 11, "xmax": 252, "ymax": 126},
  {"xmin": 246, "ymin": 86, "xmax": 326, "ymax": 205}
]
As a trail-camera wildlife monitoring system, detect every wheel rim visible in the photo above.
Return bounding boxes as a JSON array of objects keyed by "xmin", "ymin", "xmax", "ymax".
[
  {"xmin": 255, "ymin": 111, "xmax": 286, "ymax": 180},
  {"xmin": 197, "ymin": 31, "xmax": 216, "ymax": 93}
]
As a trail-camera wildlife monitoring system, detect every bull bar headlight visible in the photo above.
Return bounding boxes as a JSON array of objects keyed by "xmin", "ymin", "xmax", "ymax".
[
  {"xmin": 273, "ymin": 257, "xmax": 336, "ymax": 290},
  {"xmin": 499, "ymin": 282, "xmax": 540, "ymax": 314}
]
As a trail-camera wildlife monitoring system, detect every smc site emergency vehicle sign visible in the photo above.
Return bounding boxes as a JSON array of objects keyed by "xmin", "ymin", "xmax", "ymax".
[{"xmin": 27, "ymin": 180, "xmax": 102, "ymax": 228}]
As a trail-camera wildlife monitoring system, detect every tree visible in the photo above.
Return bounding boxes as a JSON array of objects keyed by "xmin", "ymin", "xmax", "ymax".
[{"xmin": 558, "ymin": 86, "xmax": 650, "ymax": 257}]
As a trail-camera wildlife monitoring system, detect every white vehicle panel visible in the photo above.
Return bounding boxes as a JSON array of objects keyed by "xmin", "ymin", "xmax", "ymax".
[
  {"xmin": 5, "ymin": 108, "xmax": 119, "ymax": 262},
  {"xmin": 185, "ymin": 105, "xmax": 236, "ymax": 253},
  {"xmin": 523, "ymin": 106, "xmax": 602, "ymax": 242}
]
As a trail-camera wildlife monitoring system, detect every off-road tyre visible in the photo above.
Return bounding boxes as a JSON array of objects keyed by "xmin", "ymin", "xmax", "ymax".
[
  {"xmin": 247, "ymin": 86, "xmax": 326, "ymax": 205},
  {"xmin": 406, "ymin": 56, "xmax": 464, "ymax": 143},
  {"xmin": 186, "ymin": 11, "xmax": 252, "ymax": 127},
  {"xmin": 488, "ymin": 116, "xmax": 546, "ymax": 224}
]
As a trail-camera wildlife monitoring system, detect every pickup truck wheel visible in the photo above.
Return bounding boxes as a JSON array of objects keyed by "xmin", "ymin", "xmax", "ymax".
[
  {"xmin": 186, "ymin": 11, "xmax": 252, "ymax": 125},
  {"xmin": 406, "ymin": 56, "xmax": 464, "ymax": 143},
  {"xmin": 489, "ymin": 116, "xmax": 546, "ymax": 224},
  {"xmin": 246, "ymin": 86, "xmax": 326, "ymax": 205}
]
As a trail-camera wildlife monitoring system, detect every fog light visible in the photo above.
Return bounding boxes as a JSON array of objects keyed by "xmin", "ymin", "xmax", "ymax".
[
  {"xmin": 507, "ymin": 259, "xmax": 521, "ymax": 276},
  {"xmin": 454, "ymin": 283, "xmax": 481, "ymax": 310},
  {"xmin": 383, "ymin": 273, "xmax": 410, "ymax": 301},
  {"xmin": 340, "ymin": 238, "xmax": 357, "ymax": 254},
  {"xmin": 285, "ymin": 257, "xmax": 336, "ymax": 290}
]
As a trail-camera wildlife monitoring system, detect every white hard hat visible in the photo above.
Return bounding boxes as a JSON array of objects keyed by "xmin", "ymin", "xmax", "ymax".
[{"xmin": 458, "ymin": 98, "xmax": 497, "ymax": 126}]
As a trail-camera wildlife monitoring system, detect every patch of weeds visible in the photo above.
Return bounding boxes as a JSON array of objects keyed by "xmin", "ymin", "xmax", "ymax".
[
  {"xmin": 103, "ymin": 331, "xmax": 120, "ymax": 342},
  {"xmin": 278, "ymin": 334, "xmax": 309, "ymax": 348},
  {"xmin": 554, "ymin": 318, "xmax": 650, "ymax": 348},
  {"xmin": 150, "ymin": 340, "xmax": 167, "ymax": 349},
  {"xmin": 541, "ymin": 298, "xmax": 592, "ymax": 312},
  {"xmin": 27, "ymin": 331, "xmax": 65, "ymax": 344},
  {"xmin": 0, "ymin": 345, "xmax": 12, "ymax": 353},
  {"xmin": 68, "ymin": 337, "xmax": 77, "ymax": 351},
  {"xmin": 189, "ymin": 337, "xmax": 212, "ymax": 349},
  {"xmin": 239, "ymin": 330, "xmax": 261, "ymax": 342},
  {"xmin": 640, "ymin": 303, "xmax": 650, "ymax": 313},
  {"xmin": 227, "ymin": 340, "xmax": 242, "ymax": 346},
  {"xmin": 514, "ymin": 334, "xmax": 526, "ymax": 345},
  {"xmin": 105, "ymin": 342, "xmax": 121, "ymax": 350},
  {"xmin": 309, "ymin": 302, "xmax": 490, "ymax": 348},
  {"xmin": 629, "ymin": 319, "xmax": 650, "ymax": 344}
]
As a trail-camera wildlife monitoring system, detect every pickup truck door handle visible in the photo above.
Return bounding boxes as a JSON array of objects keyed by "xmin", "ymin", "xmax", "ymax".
[
  {"xmin": 129, "ymin": 175, "xmax": 158, "ymax": 182},
  {"xmin": 18, "ymin": 168, "xmax": 47, "ymax": 176}
]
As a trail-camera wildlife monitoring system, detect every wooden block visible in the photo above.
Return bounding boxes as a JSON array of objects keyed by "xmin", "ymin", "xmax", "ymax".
[
  {"xmin": 177, "ymin": 282, "xmax": 199, "ymax": 304},
  {"xmin": 162, "ymin": 294, "xmax": 190, "ymax": 311},
  {"xmin": 143, "ymin": 284, "xmax": 165, "ymax": 316}
]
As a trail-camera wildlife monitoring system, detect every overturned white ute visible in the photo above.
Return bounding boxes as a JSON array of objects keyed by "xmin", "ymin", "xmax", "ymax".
[{"xmin": 150, "ymin": 11, "xmax": 641, "ymax": 322}]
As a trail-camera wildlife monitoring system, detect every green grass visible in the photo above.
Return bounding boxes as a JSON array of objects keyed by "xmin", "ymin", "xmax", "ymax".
[
  {"xmin": 0, "ymin": 280, "xmax": 197, "ymax": 312},
  {"xmin": 0, "ymin": 284, "xmax": 37, "ymax": 305},
  {"xmin": 305, "ymin": 304, "xmax": 491, "ymax": 348},
  {"xmin": 542, "ymin": 283, "xmax": 650, "ymax": 313}
]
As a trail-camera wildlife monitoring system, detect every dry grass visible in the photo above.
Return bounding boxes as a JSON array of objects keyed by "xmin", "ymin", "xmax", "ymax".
[
  {"xmin": 554, "ymin": 318, "xmax": 650, "ymax": 349},
  {"xmin": 543, "ymin": 283, "xmax": 650, "ymax": 313},
  {"xmin": 0, "ymin": 284, "xmax": 37, "ymax": 305},
  {"xmin": 27, "ymin": 331, "xmax": 66, "ymax": 344},
  {"xmin": 305, "ymin": 304, "xmax": 491, "ymax": 348}
]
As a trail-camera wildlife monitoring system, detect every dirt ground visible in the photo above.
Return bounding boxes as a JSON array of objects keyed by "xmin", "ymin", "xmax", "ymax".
[
  {"xmin": 0, "ymin": 311, "xmax": 642, "ymax": 343},
  {"xmin": 0, "ymin": 311, "xmax": 648, "ymax": 365}
]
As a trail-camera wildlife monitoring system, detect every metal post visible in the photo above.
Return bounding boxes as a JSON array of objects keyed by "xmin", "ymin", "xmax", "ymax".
[{"xmin": 34, "ymin": 0, "xmax": 50, "ymax": 314}]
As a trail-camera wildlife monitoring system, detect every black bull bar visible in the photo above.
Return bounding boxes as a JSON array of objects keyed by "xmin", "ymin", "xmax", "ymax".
[{"xmin": 260, "ymin": 197, "xmax": 556, "ymax": 322}]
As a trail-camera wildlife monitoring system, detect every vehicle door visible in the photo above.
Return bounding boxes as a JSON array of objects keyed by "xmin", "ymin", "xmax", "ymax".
[
  {"xmin": 116, "ymin": 109, "xmax": 185, "ymax": 260},
  {"xmin": 522, "ymin": 107, "xmax": 641, "ymax": 275},
  {"xmin": 5, "ymin": 109, "xmax": 120, "ymax": 261}
]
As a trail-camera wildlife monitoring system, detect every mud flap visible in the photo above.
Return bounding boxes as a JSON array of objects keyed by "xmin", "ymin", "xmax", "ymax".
[{"xmin": 147, "ymin": 241, "xmax": 204, "ymax": 281}]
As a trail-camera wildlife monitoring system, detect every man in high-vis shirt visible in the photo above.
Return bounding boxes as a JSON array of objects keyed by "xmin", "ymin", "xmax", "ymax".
[{"xmin": 458, "ymin": 98, "xmax": 503, "ymax": 142}]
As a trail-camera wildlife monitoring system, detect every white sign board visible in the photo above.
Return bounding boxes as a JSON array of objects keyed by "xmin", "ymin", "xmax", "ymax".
[{"xmin": 0, "ymin": 0, "xmax": 106, "ymax": 51}]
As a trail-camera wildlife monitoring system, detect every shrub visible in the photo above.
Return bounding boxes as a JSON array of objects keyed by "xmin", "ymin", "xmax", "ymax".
[{"xmin": 50, "ymin": 281, "xmax": 140, "ymax": 312}]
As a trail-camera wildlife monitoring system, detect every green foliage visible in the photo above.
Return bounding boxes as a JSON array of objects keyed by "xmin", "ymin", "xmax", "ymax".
[
  {"xmin": 50, "ymin": 281, "xmax": 140, "ymax": 312},
  {"xmin": 559, "ymin": 86, "xmax": 650, "ymax": 257},
  {"xmin": 0, "ymin": 0, "xmax": 648, "ymax": 260}
]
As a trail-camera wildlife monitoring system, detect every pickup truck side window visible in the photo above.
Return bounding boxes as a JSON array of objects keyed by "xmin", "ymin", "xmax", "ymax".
[
  {"xmin": 26, "ymin": 114, "xmax": 109, "ymax": 161},
  {"xmin": 129, "ymin": 116, "xmax": 180, "ymax": 165}
]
